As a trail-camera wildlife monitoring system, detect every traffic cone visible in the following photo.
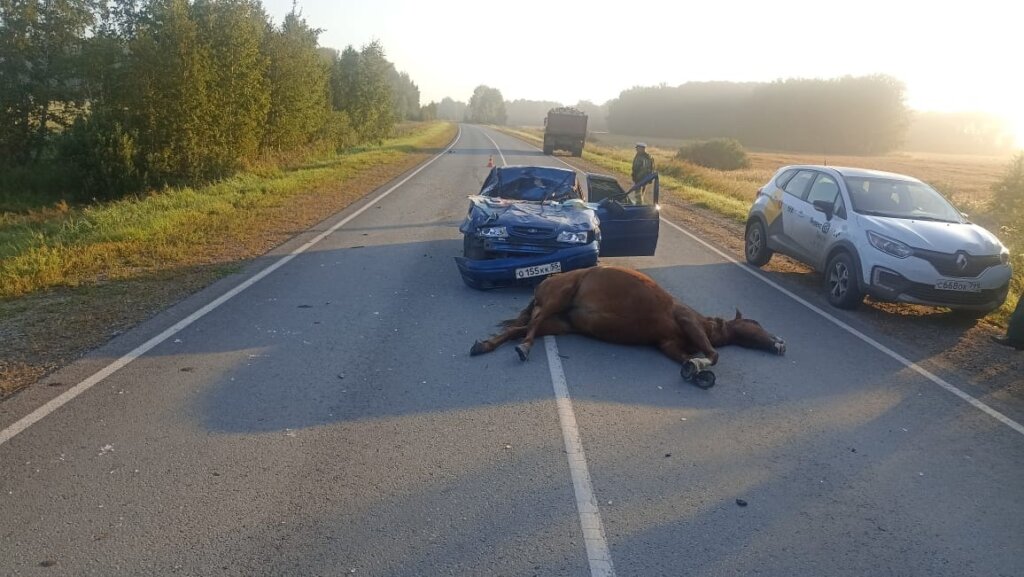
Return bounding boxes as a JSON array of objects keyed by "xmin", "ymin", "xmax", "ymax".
[{"xmin": 487, "ymin": 155, "xmax": 493, "ymax": 168}]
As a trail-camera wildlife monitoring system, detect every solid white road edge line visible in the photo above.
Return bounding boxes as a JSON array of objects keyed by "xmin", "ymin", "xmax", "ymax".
[
  {"xmin": 479, "ymin": 126, "xmax": 616, "ymax": 577},
  {"xmin": 659, "ymin": 217, "xmax": 1024, "ymax": 437},
  {"xmin": 0, "ymin": 126, "xmax": 465, "ymax": 448},
  {"xmin": 546, "ymin": 337, "xmax": 616, "ymax": 577}
]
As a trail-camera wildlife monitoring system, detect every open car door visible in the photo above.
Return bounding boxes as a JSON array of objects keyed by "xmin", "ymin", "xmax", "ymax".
[{"xmin": 587, "ymin": 172, "xmax": 660, "ymax": 257}]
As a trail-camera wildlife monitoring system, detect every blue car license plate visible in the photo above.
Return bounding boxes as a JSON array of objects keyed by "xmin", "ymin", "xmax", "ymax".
[{"xmin": 515, "ymin": 262, "xmax": 561, "ymax": 279}]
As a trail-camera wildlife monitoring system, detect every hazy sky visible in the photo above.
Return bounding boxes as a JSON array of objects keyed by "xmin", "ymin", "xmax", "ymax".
[{"xmin": 263, "ymin": 0, "xmax": 1023, "ymax": 144}]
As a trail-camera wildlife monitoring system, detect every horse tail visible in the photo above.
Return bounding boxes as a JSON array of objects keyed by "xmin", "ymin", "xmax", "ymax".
[{"xmin": 500, "ymin": 298, "xmax": 536, "ymax": 328}]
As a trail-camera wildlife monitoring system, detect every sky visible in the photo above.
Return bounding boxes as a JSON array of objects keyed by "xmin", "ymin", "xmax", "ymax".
[{"xmin": 263, "ymin": 0, "xmax": 1024, "ymax": 146}]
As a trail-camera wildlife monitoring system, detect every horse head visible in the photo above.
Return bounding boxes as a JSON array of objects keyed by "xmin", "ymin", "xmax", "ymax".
[{"xmin": 723, "ymin": 310, "xmax": 786, "ymax": 355}]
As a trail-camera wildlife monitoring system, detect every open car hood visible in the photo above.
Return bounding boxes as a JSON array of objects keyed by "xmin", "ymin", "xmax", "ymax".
[{"xmin": 460, "ymin": 196, "xmax": 597, "ymax": 234}]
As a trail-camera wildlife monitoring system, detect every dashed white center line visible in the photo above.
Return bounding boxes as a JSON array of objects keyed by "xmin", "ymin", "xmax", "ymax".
[{"xmin": 546, "ymin": 336, "xmax": 616, "ymax": 577}]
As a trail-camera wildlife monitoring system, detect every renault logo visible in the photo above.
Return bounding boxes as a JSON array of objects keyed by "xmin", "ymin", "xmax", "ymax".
[{"xmin": 956, "ymin": 253, "xmax": 969, "ymax": 271}]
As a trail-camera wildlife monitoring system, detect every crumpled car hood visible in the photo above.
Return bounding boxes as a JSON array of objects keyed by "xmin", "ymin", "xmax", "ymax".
[
  {"xmin": 459, "ymin": 196, "xmax": 598, "ymax": 234},
  {"xmin": 857, "ymin": 215, "xmax": 1007, "ymax": 255}
]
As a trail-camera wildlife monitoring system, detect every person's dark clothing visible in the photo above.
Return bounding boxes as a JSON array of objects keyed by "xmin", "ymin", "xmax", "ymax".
[
  {"xmin": 632, "ymin": 150, "xmax": 654, "ymax": 184},
  {"xmin": 991, "ymin": 294, "xmax": 1024, "ymax": 350}
]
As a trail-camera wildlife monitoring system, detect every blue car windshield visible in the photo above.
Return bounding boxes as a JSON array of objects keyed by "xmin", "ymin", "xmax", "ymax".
[
  {"xmin": 480, "ymin": 167, "xmax": 579, "ymax": 202},
  {"xmin": 844, "ymin": 176, "xmax": 963, "ymax": 223}
]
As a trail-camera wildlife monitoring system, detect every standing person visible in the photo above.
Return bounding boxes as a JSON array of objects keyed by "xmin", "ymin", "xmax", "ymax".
[
  {"xmin": 631, "ymin": 142, "xmax": 655, "ymax": 204},
  {"xmin": 991, "ymin": 292, "xmax": 1024, "ymax": 350}
]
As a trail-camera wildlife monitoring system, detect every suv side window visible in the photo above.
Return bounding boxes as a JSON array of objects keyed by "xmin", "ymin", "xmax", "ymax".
[
  {"xmin": 807, "ymin": 174, "xmax": 840, "ymax": 205},
  {"xmin": 775, "ymin": 169, "xmax": 798, "ymax": 189},
  {"xmin": 783, "ymin": 170, "xmax": 815, "ymax": 200},
  {"xmin": 833, "ymin": 194, "xmax": 847, "ymax": 220}
]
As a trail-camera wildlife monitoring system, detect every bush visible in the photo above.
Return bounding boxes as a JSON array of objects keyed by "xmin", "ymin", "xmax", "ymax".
[
  {"xmin": 676, "ymin": 138, "xmax": 750, "ymax": 170},
  {"xmin": 56, "ymin": 115, "xmax": 143, "ymax": 201},
  {"xmin": 991, "ymin": 153, "xmax": 1024, "ymax": 217}
]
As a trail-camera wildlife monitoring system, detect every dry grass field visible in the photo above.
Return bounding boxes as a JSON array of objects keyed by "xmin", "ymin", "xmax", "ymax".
[{"xmin": 589, "ymin": 132, "xmax": 1013, "ymax": 211}]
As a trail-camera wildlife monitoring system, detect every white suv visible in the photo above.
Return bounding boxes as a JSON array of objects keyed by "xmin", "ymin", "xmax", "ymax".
[{"xmin": 744, "ymin": 165, "xmax": 1011, "ymax": 314}]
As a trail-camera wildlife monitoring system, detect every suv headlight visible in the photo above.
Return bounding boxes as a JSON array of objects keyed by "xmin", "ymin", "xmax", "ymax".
[
  {"xmin": 557, "ymin": 230, "xmax": 588, "ymax": 244},
  {"xmin": 478, "ymin": 226, "xmax": 507, "ymax": 239},
  {"xmin": 867, "ymin": 230, "xmax": 912, "ymax": 259}
]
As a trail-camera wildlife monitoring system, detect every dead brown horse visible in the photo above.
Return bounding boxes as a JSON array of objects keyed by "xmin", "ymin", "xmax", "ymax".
[{"xmin": 470, "ymin": 265, "xmax": 785, "ymax": 388}]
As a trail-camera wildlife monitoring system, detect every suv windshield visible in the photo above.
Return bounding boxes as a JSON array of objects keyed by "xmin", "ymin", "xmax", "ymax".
[{"xmin": 844, "ymin": 176, "xmax": 963, "ymax": 223}]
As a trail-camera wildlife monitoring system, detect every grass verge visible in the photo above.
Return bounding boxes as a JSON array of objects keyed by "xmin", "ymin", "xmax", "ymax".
[{"xmin": 0, "ymin": 122, "xmax": 456, "ymax": 397}]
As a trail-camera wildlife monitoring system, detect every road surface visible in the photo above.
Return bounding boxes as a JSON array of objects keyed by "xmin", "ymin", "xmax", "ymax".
[{"xmin": 1, "ymin": 125, "xmax": 1021, "ymax": 576}]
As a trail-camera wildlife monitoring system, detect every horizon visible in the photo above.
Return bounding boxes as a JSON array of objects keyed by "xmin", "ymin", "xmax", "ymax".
[{"xmin": 263, "ymin": 0, "xmax": 1023, "ymax": 147}]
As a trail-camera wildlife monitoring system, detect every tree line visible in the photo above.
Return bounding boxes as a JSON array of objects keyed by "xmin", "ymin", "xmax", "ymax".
[
  {"xmin": 446, "ymin": 76, "xmax": 1015, "ymax": 156},
  {"xmin": 0, "ymin": 0, "xmax": 423, "ymax": 201}
]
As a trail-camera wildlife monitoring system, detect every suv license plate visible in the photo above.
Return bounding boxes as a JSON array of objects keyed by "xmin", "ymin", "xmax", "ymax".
[
  {"xmin": 935, "ymin": 279, "xmax": 981, "ymax": 292},
  {"xmin": 516, "ymin": 262, "xmax": 561, "ymax": 279}
]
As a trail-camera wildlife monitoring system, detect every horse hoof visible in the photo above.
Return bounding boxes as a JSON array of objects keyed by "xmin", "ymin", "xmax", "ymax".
[
  {"xmin": 515, "ymin": 344, "xmax": 530, "ymax": 362},
  {"xmin": 680, "ymin": 361, "xmax": 698, "ymax": 381},
  {"xmin": 694, "ymin": 370, "xmax": 716, "ymax": 389},
  {"xmin": 774, "ymin": 338, "xmax": 786, "ymax": 356},
  {"xmin": 470, "ymin": 341, "xmax": 487, "ymax": 356}
]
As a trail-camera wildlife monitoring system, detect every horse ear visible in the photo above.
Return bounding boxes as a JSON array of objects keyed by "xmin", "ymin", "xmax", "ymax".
[{"xmin": 734, "ymin": 309, "xmax": 743, "ymax": 320}]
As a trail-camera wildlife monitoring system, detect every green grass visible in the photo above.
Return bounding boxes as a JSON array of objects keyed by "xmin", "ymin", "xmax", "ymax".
[{"xmin": 0, "ymin": 122, "xmax": 456, "ymax": 299}]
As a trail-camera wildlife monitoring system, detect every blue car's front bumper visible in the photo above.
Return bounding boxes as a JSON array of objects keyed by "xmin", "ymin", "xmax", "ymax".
[{"xmin": 454, "ymin": 241, "xmax": 600, "ymax": 289}]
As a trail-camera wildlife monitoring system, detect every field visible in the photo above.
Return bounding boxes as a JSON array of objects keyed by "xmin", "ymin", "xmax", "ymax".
[{"xmin": 588, "ymin": 132, "xmax": 1013, "ymax": 211}]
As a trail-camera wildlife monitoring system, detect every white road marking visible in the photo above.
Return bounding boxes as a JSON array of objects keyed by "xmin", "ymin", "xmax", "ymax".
[
  {"xmin": 478, "ymin": 127, "xmax": 616, "ymax": 576},
  {"xmin": 660, "ymin": 218, "xmax": 1024, "ymax": 437},
  {"xmin": 479, "ymin": 131, "xmax": 507, "ymax": 167},
  {"xmin": 488, "ymin": 125, "xmax": 1023, "ymax": 438},
  {"xmin": 0, "ymin": 127, "xmax": 465, "ymax": 448},
  {"xmin": 546, "ymin": 337, "xmax": 616, "ymax": 577}
]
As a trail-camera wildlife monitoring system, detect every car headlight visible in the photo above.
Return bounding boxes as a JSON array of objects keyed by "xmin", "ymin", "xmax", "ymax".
[
  {"xmin": 867, "ymin": 230, "xmax": 913, "ymax": 259},
  {"xmin": 478, "ymin": 226, "xmax": 507, "ymax": 239},
  {"xmin": 557, "ymin": 230, "xmax": 589, "ymax": 244}
]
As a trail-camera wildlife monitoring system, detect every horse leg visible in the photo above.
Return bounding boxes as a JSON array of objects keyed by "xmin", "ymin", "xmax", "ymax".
[
  {"xmin": 663, "ymin": 332, "xmax": 720, "ymax": 391},
  {"xmin": 677, "ymin": 318, "xmax": 719, "ymax": 366},
  {"xmin": 470, "ymin": 325, "xmax": 529, "ymax": 356},
  {"xmin": 515, "ymin": 310, "xmax": 575, "ymax": 361},
  {"xmin": 654, "ymin": 338, "xmax": 709, "ymax": 370},
  {"xmin": 514, "ymin": 277, "xmax": 581, "ymax": 361}
]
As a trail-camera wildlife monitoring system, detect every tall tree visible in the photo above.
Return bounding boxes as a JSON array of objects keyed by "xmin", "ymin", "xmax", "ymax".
[
  {"xmin": 388, "ymin": 68, "xmax": 419, "ymax": 121},
  {"xmin": 467, "ymin": 85, "xmax": 505, "ymax": 125},
  {"xmin": 0, "ymin": 0, "xmax": 94, "ymax": 164},
  {"xmin": 351, "ymin": 40, "xmax": 394, "ymax": 142},
  {"xmin": 436, "ymin": 97, "xmax": 466, "ymax": 122},
  {"xmin": 193, "ymin": 0, "xmax": 270, "ymax": 171},
  {"xmin": 128, "ymin": 0, "xmax": 215, "ymax": 181},
  {"xmin": 262, "ymin": 8, "xmax": 329, "ymax": 150}
]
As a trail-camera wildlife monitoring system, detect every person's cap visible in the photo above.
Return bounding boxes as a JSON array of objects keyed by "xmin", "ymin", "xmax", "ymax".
[{"xmin": 635, "ymin": 142, "xmax": 647, "ymax": 148}]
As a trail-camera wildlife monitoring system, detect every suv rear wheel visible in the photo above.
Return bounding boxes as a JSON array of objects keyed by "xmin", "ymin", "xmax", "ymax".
[
  {"xmin": 825, "ymin": 252, "xmax": 864, "ymax": 309},
  {"xmin": 744, "ymin": 220, "xmax": 773, "ymax": 266}
]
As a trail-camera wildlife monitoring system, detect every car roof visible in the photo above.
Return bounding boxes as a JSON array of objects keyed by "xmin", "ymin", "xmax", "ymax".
[
  {"xmin": 779, "ymin": 164, "xmax": 922, "ymax": 183},
  {"xmin": 496, "ymin": 165, "xmax": 576, "ymax": 177}
]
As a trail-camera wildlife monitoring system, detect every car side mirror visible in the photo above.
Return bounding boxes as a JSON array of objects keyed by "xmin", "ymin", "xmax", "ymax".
[{"xmin": 812, "ymin": 200, "xmax": 834, "ymax": 221}]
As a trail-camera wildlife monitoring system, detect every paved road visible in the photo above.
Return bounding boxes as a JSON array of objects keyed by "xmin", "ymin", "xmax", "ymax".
[{"xmin": 1, "ymin": 125, "xmax": 1022, "ymax": 576}]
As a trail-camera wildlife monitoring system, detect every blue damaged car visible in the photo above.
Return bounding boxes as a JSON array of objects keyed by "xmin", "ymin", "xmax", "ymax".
[{"xmin": 455, "ymin": 165, "xmax": 660, "ymax": 289}]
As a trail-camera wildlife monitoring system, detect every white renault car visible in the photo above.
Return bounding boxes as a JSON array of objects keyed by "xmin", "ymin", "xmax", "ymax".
[{"xmin": 744, "ymin": 165, "xmax": 1012, "ymax": 314}]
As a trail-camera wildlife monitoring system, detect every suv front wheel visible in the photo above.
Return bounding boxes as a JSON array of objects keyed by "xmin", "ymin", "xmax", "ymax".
[
  {"xmin": 825, "ymin": 252, "xmax": 864, "ymax": 309},
  {"xmin": 744, "ymin": 220, "xmax": 773, "ymax": 266}
]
